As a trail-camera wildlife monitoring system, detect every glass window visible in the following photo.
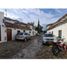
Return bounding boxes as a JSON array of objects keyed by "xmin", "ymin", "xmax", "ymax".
[
  {"xmin": 24, "ymin": 33, "xmax": 28, "ymax": 35},
  {"xmin": 44, "ymin": 34, "xmax": 54, "ymax": 37},
  {"xmin": 18, "ymin": 33, "xmax": 23, "ymax": 35}
]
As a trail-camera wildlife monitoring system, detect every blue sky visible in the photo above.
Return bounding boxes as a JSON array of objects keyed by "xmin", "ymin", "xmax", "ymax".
[{"xmin": 0, "ymin": 9, "xmax": 67, "ymax": 26}]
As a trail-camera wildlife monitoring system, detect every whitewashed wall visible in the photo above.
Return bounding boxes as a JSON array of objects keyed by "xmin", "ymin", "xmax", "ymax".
[
  {"xmin": 12, "ymin": 28, "xmax": 23, "ymax": 40},
  {"xmin": 0, "ymin": 12, "xmax": 7, "ymax": 43},
  {"xmin": 47, "ymin": 20, "xmax": 67, "ymax": 44},
  {"xmin": 4, "ymin": 27, "xmax": 24, "ymax": 41},
  {"xmin": 0, "ymin": 12, "xmax": 36, "ymax": 43},
  {"xmin": 1, "ymin": 26, "xmax": 7, "ymax": 42}
]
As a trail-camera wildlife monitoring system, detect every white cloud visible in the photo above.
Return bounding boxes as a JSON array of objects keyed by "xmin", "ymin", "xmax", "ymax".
[
  {"xmin": 55, "ymin": 9, "xmax": 63, "ymax": 13},
  {"xmin": 0, "ymin": 9, "xmax": 65, "ymax": 26},
  {"xmin": 20, "ymin": 9, "xmax": 55, "ymax": 25}
]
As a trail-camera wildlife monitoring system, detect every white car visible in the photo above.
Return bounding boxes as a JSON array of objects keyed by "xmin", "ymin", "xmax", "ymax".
[
  {"xmin": 42, "ymin": 33, "xmax": 57, "ymax": 45},
  {"xmin": 15, "ymin": 32, "xmax": 31, "ymax": 41}
]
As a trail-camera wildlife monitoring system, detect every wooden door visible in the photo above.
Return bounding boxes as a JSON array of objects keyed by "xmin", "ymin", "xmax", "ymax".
[{"xmin": 7, "ymin": 29, "xmax": 12, "ymax": 41}]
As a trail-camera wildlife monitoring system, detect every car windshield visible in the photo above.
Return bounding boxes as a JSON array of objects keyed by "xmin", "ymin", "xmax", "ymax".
[
  {"xmin": 44, "ymin": 34, "xmax": 54, "ymax": 37},
  {"xmin": 24, "ymin": 33, "xmax": 28, "ymax": 35},
  {"xmin": 18, "ymin": 33, "xmax": 23, "ymax": 35}
]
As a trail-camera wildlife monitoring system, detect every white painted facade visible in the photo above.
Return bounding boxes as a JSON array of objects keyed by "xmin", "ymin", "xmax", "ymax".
[
  {"xmin": 27, "ymin": 25, "xmax": 37, "ymax": 36},
  {"xmin": 7, "ymin": 28, "xmax": 23, "ymax": 40},
  {"xmin": 47, "ymin": 20, "xmax": 67, "ymax": 44},
  {"xmin": 0, "ymin": 27, "xmax": 24, "ymax": 43},
  {"xmin": 0, "ymin": 12, "xmax": 7, "ymax": 43},
  {"xmin": 0, "ymin": 12, "xmax": 36, "ymax": 43}
]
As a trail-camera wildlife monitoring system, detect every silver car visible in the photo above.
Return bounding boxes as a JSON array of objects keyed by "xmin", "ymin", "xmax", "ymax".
[{"xmin": 15, "ymin": 32, "xmax": 31, "ymax": 41}]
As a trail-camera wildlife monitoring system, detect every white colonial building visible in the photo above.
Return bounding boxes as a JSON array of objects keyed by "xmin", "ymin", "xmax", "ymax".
[
  {"xmin": 0, "ymin": 12, "xmax": 37, "ymax": 43},
  {"xmin": 47, "ymin": 14, "xmax": 67, "ymax": 44},
  {"xmin": 0, "ymin": 12, "xmax": 6, "ymax": 43}
]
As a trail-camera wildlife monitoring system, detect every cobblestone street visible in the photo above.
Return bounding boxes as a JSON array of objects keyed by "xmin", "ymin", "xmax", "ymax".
[
  {"xmin": 0, "ymin": 35, "xmax": 67, "ymax": 59},
  {"xmin": 12, "ymin": 36, "xmax": 42, "ymax": 59},
  {"xmin": 0, "ymin": 36, "xmax": 42, "ymax": 59}
]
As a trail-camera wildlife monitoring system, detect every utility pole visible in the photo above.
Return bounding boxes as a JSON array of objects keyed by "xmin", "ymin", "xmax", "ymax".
[{"xmin": 4, "ymin": 9, "xmax": 7, "ymax": 17}]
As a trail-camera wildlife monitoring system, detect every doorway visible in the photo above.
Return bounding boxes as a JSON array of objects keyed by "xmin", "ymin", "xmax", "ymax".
[{"xmin": 7, "ymin": 29, "xmax": 12, "ymax": 41}]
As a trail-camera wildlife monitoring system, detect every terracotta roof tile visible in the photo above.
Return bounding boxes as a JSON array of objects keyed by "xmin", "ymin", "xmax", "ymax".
[{"xmin": 3, "ymin": 17, "xmax": 32, "ymax": 30}]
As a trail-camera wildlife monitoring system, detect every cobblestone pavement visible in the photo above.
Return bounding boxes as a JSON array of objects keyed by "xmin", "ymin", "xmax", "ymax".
[
  {"xmin": 12, "ymin": 36, "xmax": 42, "ymax": 59},
  {"xmin": 0, "ymin": 35, "xmax": 67, "ymax": 59},
  {"xmin": 0, "ymin": 36, "xmax": 39, "ymax": 59}
]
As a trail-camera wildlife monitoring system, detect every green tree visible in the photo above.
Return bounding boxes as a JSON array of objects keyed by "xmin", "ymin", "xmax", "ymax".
[{"xmin": 35, "ymin": 20, "xmax": 43, "ymax": 34}]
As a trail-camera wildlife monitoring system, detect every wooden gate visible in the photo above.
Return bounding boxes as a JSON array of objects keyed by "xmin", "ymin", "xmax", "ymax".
[{"xmin": 7, "ymin": 29, "xmax": 12, "ymax": 41}]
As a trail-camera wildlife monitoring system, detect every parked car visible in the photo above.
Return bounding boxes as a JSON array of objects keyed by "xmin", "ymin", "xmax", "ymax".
[
  {"xmin": 42, "ymin": 33, "xmax": 57, "ymax": 45},
  {"xmin": 24, "ymin": 33, "xmax": 31, "ymax": 40},
  {"xmin": 15, "ymin": 32, "xmax": 31, "ymax": 41}
]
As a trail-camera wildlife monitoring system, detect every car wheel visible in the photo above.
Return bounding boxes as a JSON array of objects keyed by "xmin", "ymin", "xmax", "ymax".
[
  {"xmin": 42, "ymin": 42, "xmax": 44, "ymax": 45},
  {"xmin": 24, "ymin": 38, "xmax": 26, "ymax": 41},
  {"xmin": 25, "ymin": 38, "xmax": 28, "ymax": 42},
  {"xmin": 15, "ymin": 39, "xmax": 18, "ymax": 41},
  {"xmin": 42, "ymin": 42, "xmax": 47, "ymax": 46}
]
